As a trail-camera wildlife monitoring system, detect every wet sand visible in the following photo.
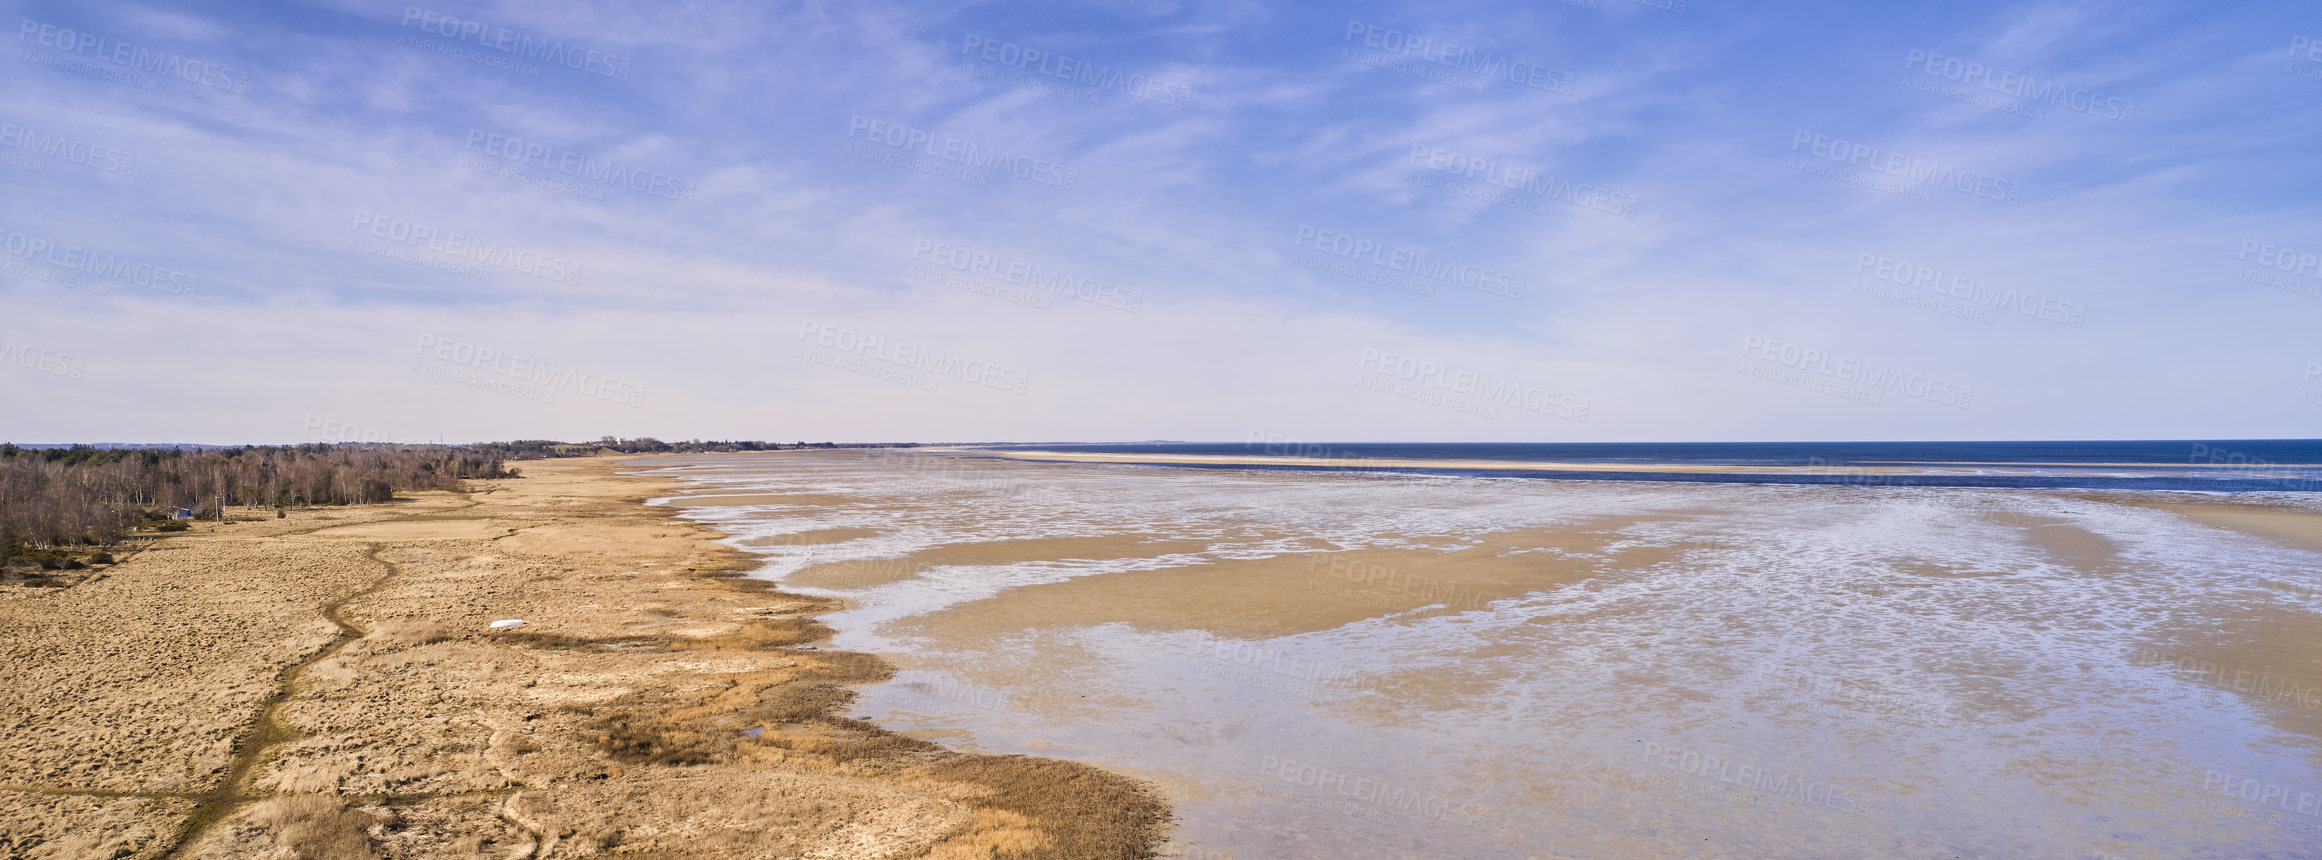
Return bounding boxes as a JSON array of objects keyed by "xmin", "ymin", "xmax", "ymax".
[
  {"xmin": 2088, "ymin": 496, "xmax": 2322, "ymax": 745},
  {"xmin": 661, "ymin": 449, "xmax": 2322, "ymax": 858},
  {"xmin": 896, "ymin": 520, "xmax": 1676, "ymax": 641},
  {"xmin": 0, "ymin": 456, "xmax": 1165, "ymax": 858},
  {"xmin": 786, "ymin": 535, "xmax": 1211, "ymax": 591},
  {"xmin": 2150, "ymin": 502, "xmax": 2322, "ymax": 555}
]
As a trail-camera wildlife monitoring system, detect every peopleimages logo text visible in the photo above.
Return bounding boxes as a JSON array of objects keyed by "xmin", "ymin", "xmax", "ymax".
[
  {"xmin": 847, "ymin": 116, "xmax": 1080, "ymax": 189},
  {"xmin": 1639, "ymin": 741, "xmax": 1870, "ymax": 815},
  {"xmin": 1903, "ymin": 50, "xmax": 2134, "ymax": 122},
  {"xmin": 1342, "ymin": 20, "xmax": 1575, "ymax": 95},
  {"xmin": 1406, "ymin": 145, "xmax": 1639, "ymax": 218},
  {"xmin": 353, "ymin": 211, "xmax": 583, "ymax": 285},
  {"xmin": 2287, "ymin": 36, "xmax": 2322, "ymax": 81},
  {"xmin": 1357, "ymin": 348, "xmax": 1589, "ymax": 421},
  {"xmin": 1790, "ymin": 131, "xmax": 2022, "ymax": 204},
  {"xmin": 399, "ymin": 7, "xmax": 630, "ymax": 79},
  {"xmin": 908, "ymin": 240, "xmax": 1139, "ymax": 312},
  {"xmin": 413, "ymin": 334, "xmax": 646, "ymax": 407},
  {"xmin": 0, "ymin": 121, "xmax": 133, "ymax": 174},
  {"xmin": 17, "ymin": 18, "xmax": 248, "ymax": 93},
  {"xmin": 798, "ymin": 321, "xmax": 1032, "ymax": 395},
  {"xmin": 958, "ymin": 34, "xmax": 1192, "ymax": 107},
  {"xmin": 0, "ymin": 337, "xmax": 85, "ymax": 380},
  {"xmin": 0, "ymin": 226, "xmax": 199, "ymax": 296},
  {"xmin": 2240, "ymin": 240, "xmax": 2322, "ymax": 280},
  {"xmin": 1854, "ymin": 253, "xmax": 2085, "ymax": 326},
  {"xmin": 1260, "ymin": 755, "xmax": 1482, "ymax": 824},
  {"xmin": 1294, "ymin": 225, "xmax": 1523, "ymax": 298},
  {"xmin": 1741, "ymin": 335, "xmax": 1972, "ymax": 408},
  {"xmin": 463, "ymin": 130, "xmax": 697, "ymax": 202}
]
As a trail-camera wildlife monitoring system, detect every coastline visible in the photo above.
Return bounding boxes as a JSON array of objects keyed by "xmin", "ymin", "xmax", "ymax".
[
  {"xmin": 0, "ymin": 454, "xmax": 1167, "ymax": 858},
  {"xmin": 961, "ymin": 448, "xmax": 2322, "ymax": 476},
  {"xmin": 680, "ymin": 449, "xmax": 2322, "ymax": 856},
  {"xmin": 11, "ymin": 447, "xmax": 2321, "ymax": 856}
]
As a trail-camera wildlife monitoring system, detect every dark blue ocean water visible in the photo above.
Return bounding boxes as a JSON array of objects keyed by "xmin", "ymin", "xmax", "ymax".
[{"xmin": 987, "ymin": 440, "xmax": 2322, "ymax": 492}]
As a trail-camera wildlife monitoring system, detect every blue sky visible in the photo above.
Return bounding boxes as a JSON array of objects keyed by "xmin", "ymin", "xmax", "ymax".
[{"xmin": 2, "ymin": 0, "xmax": 2317, "ymax": 444}]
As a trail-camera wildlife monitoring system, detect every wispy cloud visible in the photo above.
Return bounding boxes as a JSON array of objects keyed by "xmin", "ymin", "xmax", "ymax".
[{"xmin": 3, "ymin": 0, "xmax": 2314, "ymax": 442}]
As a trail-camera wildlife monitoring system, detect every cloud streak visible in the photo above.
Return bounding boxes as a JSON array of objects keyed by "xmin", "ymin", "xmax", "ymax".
[{"xmin": 3, "ymin": 0, "xmax": 2315, "ymax": 443}]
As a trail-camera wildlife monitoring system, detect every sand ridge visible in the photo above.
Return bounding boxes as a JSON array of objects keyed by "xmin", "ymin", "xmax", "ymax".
[
  {"xmin": 890, "ymin": 517, "xmax": 1679, "ymax": 643},
  {"xmin": 783, "ymin": 535, "xmax": 1214, "ymax": 591}
]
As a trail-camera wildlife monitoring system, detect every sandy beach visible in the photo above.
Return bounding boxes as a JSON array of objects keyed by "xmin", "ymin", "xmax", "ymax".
[
  {"xmin": 0, "ymin": 456, "xmax": 1164, "ymax": 859},
  {"xmin": 661, "ymin": 449, "xmax": 2322, "ymax": 858},
  {"xmin": 9, "ymin": 447, "xmax": 2320, "ymax": 858}
]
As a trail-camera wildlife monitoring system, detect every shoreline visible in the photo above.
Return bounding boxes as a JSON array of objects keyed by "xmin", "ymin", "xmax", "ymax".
[
  {"xmin": 13, "ymin": 447, "xmax": 2319, "ymax": 856},
  {"xmin": 0, "ymin": 454, "xmax": 1168, "ymax": 858},
  {"xmin": 680, "ymin": 448, "xmax": 2322, "ymax": 856},
  {"xmin": 946, "ymin": 449, "xmax": 2322, "ymax": 494},
  {"xmin": 959, "ymin": 448, "xmax": 2322, "ymax": 476}
]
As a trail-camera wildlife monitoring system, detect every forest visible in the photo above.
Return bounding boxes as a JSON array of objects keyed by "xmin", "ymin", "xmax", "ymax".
[
  {"xmin": 0, "ymin": 444, "xmax": 513, "ymax": 563},
  {"xmin": 475, "ymin": 438, "xmax": 916, "ymax": 458},
  {"xmin": 0, "ymin": 438, "xmax": 917, "ymax": 569}
]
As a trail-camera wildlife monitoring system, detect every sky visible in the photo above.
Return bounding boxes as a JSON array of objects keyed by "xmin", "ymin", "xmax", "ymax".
[{"xmin": 1, "ymin": 0, "xmax": 2317, "ymax": 445}]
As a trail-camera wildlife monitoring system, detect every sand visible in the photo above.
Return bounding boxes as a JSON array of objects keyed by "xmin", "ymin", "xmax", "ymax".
[
  {"xmin": 2150, "ymin": 502, "xmax": 2322, "ymax": 556},
  {"xmin": 784, "ymin": 535, "xmax": 1211, "ymax": 591},
  {"xmin": 2099, "ymin": 497, "xmax": 2322, "ymax": 743},
  {"xmin": 893, "ymin": 518, "xmax": 1678, "ymax": 642},
  {"xmin": 661, "ymin": 493, "xmax": 868, "ymax": 508},
  {"xmin": 0, "ymin": 457, "xmax": 1166, "ymax": 859},
  {"xmin": 681, "ymin": 450, "xmax": 2322, "ymax": 857}
]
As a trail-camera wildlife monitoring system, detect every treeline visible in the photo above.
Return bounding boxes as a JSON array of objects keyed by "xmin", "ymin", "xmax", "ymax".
[
  {"xmin": 479, "ymin": 438, "xmax": 917, "ymax": 459},
  {"xmin": 2, "ymin": 437, "xmax": 914, "ymax": 564},
  {"xmin": 0, "ymin": 444, "xmax": 514, "ymax": 557}
]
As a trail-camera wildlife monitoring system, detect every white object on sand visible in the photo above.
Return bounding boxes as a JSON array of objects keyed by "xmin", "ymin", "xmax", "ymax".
[{"xmin": 489, "ymin": 619, "xmax": 527, "ymax": 629}]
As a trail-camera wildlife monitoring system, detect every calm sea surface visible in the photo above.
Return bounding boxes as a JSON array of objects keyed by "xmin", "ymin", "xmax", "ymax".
[{"xmin": 991, "ymin": 440, "xmax": 2322, "ymax": 492}]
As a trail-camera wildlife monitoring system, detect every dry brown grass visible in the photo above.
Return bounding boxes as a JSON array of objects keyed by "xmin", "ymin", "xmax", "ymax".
[
  {"xmin": 918, "ymin": 755, "xmax": 1170, "ymax": 860},
  {"xmin": 801, "ymin": 649, "xmax": 898, "ymax": 684},
  {"xmin": 494, "ymin": 617, "xmax": 827, "ymax": 654},
  {"xmin": 813, "ymin": 716, "xmax": 943, "ymax": 763},
  {"xmin": 530, "ymin": 561, "xmax": 1167, "ymax": 857},
  {"xmin": 919, "ymin": 808, "xmax": 1048, "ymax": 859},
  {"xmin": 583, "ymin": 710, "xmax": 725, "ymax": 767},
  {"xmin": 668, "ymin": 617, "xmax": 828, "ymax": 650},
  {"xmin": 361, "ymin": 620, "xmax": 450, "ymax": 650},
  {"xmin": 493, "ymin": 630, "xmax": 668, "ymax": 651},
  {"xmin": 244, "ymin": 795, "xmax": 383, "ymax": 859},
  {"xmin": 747, "ymin": 677, "xmax": 856, "ymax": 725}
]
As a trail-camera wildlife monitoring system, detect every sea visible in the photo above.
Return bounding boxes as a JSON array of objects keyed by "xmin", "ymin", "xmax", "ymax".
[{"xmin": 984, "ymin": 439, "xmax": 2322, "ymax": 492}]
